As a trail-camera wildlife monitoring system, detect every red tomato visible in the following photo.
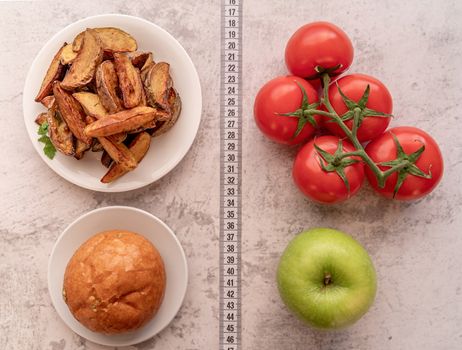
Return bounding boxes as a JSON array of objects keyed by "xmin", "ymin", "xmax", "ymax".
[
  {"xmin": 285, "ymin": 22, "xmax": 353, "ymax": 82},
  {"xmin": 254, "ymin": 76, "xmax": 320, "ymax": 145},
  {"xmin": 324, "ymin": 74, "xmax": 393, "ymax": 142},
  {"xmin": 293, "ymin": 136, "xmax": 365, "ymax": 204},
  {"xmin": 365, "ymin": 127, "xmax": 443, "ymax": 200}
]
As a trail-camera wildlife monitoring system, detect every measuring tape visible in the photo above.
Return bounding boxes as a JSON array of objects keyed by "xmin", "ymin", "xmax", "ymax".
[{"xmin": 220, "ymin": 0, "xmax": 242, "ymax": 349}]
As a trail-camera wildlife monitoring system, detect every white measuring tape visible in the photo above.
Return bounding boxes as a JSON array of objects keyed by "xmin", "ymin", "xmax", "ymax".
[{"xmin": 220, "ymin": 0, "xmax": 242, "ymax": 349}]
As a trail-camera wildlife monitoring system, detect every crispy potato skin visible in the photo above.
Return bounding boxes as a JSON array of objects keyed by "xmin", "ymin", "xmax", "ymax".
[
  {"xmin": 35, "ymin": 44, "xmax": 66, "ymax": 102},
  {"xmin": 85, "ymin": 115, "xmax": 135, "ymax": 170},
  {"xmin": 53, "ymin": 82, "xmax": 92, "ymax": 145},
  {"xmin": 138, "ymin": 68, "xmax": 148, "ymax": 107},
  {"xmin": 96, "ymin": 61, "xmax": 123, "ymax": 113},
  {"xmin": 114, "ymin": 53, "xmax": 143, "ymax": 108},
  {"xmin": 72, "ymin": 92, "xmax": 108, "ymax": 117},
  {"xmin": 140, "ymin": 53, "xmax": 154, "ymax": 82},
  {"xmin": 129, "ymin": 52, "xmax": 151, "ymax": 68},
  {"xmin": 152, "ymin": 88, "xmax": 182, "ymax": 137},
  {"xmin": 60, "ymin": 44, "xmax": 78, "ymax": 65},
  {"xmin": 101, "ymin": 150, "xmax": 113, "ymax": 168},
  {"xmin": 35, "ymin": 112, "xmax": 48, "ymax": 126},
  {"xmin": 143, "ymin": 62, "xmax": 172, "ymax": 112},
  {"xmin": 47, "ymin": 106, "xmax": 75, "ymax": 156},
  {"xmin": 98, "ymin": 137, "xmax": 137, "ymax": 171},
  {"xmin": 91, "ymin": 140, "xmax": 104, "ymax": 152},
  {"xmin": 73, "ymin": 27, "xmax": 137, "ymax": 53},
  {"xmin": 40, "ymin": 95, "xmax": 56, "ymax": 109},
  {"xmin": 84, "ymin": 106, "xmax": 168, "ymax": 137},
  {"xmin": 76, "ymin": 92, "xmax": 127, "ymax": 142},
  {"xmin": 61, "ymin": 30, "xmax": 103, "ymax": 90},
  {"xmin": 74, "ymin": 139, "xmax": 91, "ymax": 160},
  {"xmin": 101, "ymin": 132, "xmax": 151, "ymax": 183}
]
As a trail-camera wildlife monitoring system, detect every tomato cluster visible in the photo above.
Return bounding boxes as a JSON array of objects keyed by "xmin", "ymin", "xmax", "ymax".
[{"xmin": 254, "ymin": 22, "xmax": 443, "ymax": 204}]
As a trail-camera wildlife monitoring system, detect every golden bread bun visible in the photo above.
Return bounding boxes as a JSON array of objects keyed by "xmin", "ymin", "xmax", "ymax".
[{"xmin": 63, "ymin": 230, "xmax": 166, "ymax": 334}]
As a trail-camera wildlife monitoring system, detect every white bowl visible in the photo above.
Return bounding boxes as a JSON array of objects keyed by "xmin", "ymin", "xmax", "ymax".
[
  {"xmin": 23, "ymin": 14, "xmax": 202, "ymax": 192},
  {"xmin": 48, "ymin": 206, "xmax": 188, "ymax": 346}
]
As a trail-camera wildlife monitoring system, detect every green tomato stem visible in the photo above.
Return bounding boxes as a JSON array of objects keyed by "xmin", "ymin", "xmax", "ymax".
[
  {"xmin": 381, "ymin": 161, "xmax": 409, "ymax": 179},
  {"xmin": 318, "ymin": 73, "xmax": 401, "ymax": 189},
  {"xmin": 336, "ymin": 151, "xmax": 364, "ymax": 159},
  {"xmin": 352, "ymin": 108, "xmax": 361, "ymax": 137}
]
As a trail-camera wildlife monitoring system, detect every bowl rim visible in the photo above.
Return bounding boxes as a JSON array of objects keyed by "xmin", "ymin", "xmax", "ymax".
[
  {"xmin": 23, "ymin": 13, "xmax": 202, "ymax": 193},
  {"xmin": 47, "ymin": 205, "xmax": 189, "ymax": 346}
]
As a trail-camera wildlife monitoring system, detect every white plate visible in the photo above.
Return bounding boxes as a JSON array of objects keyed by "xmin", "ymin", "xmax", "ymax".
[
  {"xmin": 23, "ymin": 14, "xmax": 202, "ymax": 192},
  {"xmin": 48, "ymin": 206, "xmax": 188, "ymax": 347}
]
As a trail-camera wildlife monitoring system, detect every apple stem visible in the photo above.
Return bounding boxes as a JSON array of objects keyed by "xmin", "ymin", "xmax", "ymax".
[{"xmin": 323, "ymin": 273, "xmax": 332, "ymax": 286}]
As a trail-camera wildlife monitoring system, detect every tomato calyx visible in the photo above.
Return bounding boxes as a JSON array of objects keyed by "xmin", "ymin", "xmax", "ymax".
[
  {"xmin": 303, "ymin": 64, "xmax": 343, "ymax": 87},
  {"xmin": 328, "ymin": 84, "xmax": 392, "ymax": 134},
  {"xmin": 317, "ymin": 74, "xmax": 438, "ymax": 200},
  {"xmin": 314, "ymin": 139, "xmax": 360, "ymax": 193},
  {"xmin": 304, "ymin": 64, "xmax": 343, "ymax": 80},
  {"xmin": 277, "ymin": 81, "xmax": 319, "ymax": 138},
  {"xmin": 379, "ymin": 133, "xmax": 432, "ymax": 197}
]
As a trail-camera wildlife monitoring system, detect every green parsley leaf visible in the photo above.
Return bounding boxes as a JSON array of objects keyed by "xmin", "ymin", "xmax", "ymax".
[
  {"xmin": 37, "ymin": 122, "xmax": 56, "ymax": 159},
  {"xmin": 43, "ymin": 141, "xmax": 57, "ymax": 159},
  {"xmin": 38, "ymin": 122, "xmax": 49, "ymax": 135}
]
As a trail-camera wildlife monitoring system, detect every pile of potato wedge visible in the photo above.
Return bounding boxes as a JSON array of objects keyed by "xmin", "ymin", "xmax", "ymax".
[{"xmin": 34, "ymin": 27, "xmax": 181, "ymax": 183}]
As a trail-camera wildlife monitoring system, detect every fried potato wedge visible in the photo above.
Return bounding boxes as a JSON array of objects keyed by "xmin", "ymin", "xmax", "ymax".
[
  {"xmin": 138, "ymin": 67, "xmax": 148, "ymax": 107},
  {"xmin": 144, "ymin": 62, "xmax": 172, "ymax": 112},
  {"xmin": 35, "ymin": 44, "xmax": 66, "ymax": 102},
  {"xmin": 73, "ymin": 27, "xmax": 137, "ymax": 53},
  {"xmin": 72, "ymin": 92, "xmax": 108, "ymax": 117},
  {"xmin": 140, "ymin": 53, "xmax": 154, "ymax": 82},
  {"xmin": 53, "ymin": 82, "xmax": 92, "ymax": 145},
  {"xmin": 98, "ymin": 136, "xmax": 137, "ymax": 171},
  {"xmin": 114, "ymin": 53, "xmax": 143, "ymax": 108},
  {"xmin": 91, "ymin": 139, "xmax": 104, "ymax": 152},
  {"xmin": 101, "ymin": 132, "xmax": 151, "ymax": 183},
  {"xmin": 35, "ymin": 112, "xmax": 48, "ymax": 126},
  {"xmin": 85, "ymin": 106, "xmax": 167, "ymax": 137},
  {"xmin": 152, "ymin": 88, "xmax": 182, "ymax": 137},
  {"xmin": 128, "ymin": 51, "xmax": 151, "ymax": 69},
  {"xmin": 96, "ymin": 60, "xmax": 123, "ymax": 113},
  {"xmin": 77, "ymin": 92, "xmax": 128, "ymax": 142},
  {"xmin": 74, "ymin": 139, "xmax": 90, "ymax": 159},
  {"xmin": 108, "ymin": 132, "xmax": 127, "ymax": 144},
  {"xmin": 40, "ymin": 95, "xmax": 56, "ymax": 109},
  {"xmin": 139, "ymin": 81, "xmax": 147, "ymax": 107},
  {"xmin": 47, "ymin": 107, "xmax": 75, "ymax": 156},
  {"xmin": 85, "ymin": 115, "xmax": 134, "ymax": 169},
  {"xmin": 60, "ymin": 43, "xmax": 78, "ymax": 65},
  {"xmin": 101, "ymin": 150, "xmax": 113, "ymax": 168},
  {"xmin": 61, "ymin": 30, "xmax": 103, "ymax": 90}
]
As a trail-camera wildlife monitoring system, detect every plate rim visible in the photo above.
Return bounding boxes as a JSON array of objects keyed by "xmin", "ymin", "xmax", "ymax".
[
  {"xmin": 47, "ymin": 205, "xmax": 189, "ymax": 346},
  {"xmin": 23, "ymin": 13, "xmax": 202, "ymax": 193}
]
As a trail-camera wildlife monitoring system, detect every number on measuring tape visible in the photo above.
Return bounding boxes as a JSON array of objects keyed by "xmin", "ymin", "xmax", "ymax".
[{"xmin": 220, "ymin": 0, "xmax": 242, "ymax": 349}]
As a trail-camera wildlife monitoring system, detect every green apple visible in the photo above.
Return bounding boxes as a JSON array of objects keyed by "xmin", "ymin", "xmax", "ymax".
[{"xmin": 277, "ymin": 227, "xmax": 377, "ymax": 329}]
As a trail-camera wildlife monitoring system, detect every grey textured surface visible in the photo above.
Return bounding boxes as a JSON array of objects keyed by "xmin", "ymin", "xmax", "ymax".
[
  {"xmin": 243, "ymin": 1, "xmax": 462, "ymax": 350},
  {"xmin": 0, "ymin": 0, "xmax": 461, "ymax": 349}
]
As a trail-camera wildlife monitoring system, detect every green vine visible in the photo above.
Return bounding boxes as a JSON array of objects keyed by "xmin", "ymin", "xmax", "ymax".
[{"xmin": 287, "ymin": 72, "xmax": 432, "ymax": 196}]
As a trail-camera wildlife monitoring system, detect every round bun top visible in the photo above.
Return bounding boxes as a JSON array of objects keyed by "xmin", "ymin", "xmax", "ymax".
[{"xmin": 63, "ymin": 230, "xmax": 166, "ymax": 334}]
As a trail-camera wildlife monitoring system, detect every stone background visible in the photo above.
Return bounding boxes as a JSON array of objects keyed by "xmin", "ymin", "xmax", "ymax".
[{"xmin": 0, "ymin": 0, "xmax": 461, "ymax": 349}]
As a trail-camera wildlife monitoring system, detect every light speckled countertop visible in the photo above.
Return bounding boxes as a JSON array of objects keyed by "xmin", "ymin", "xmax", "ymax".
[{"xmin": 0, "ymin": 1, "xmax": 461, "ymax": 349}]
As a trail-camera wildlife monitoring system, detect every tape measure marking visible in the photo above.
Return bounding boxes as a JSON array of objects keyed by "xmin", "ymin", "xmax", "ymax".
[{"xmin": 220, "ymin": 0, "xmax": 242, "ymax": 349}]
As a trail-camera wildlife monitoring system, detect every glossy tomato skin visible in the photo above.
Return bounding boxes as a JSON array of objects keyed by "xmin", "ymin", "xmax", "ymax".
[
  {"xmin": 324, "ymin": 74, "xmax": 393, "ymax": 142},
  {"xmin": 254, "ymin": 76, "xmax": 320, "ymax": 145},
  {"xmin": 365, "ymin": 127, "xmax": 443, "ymax": 200},
  {"xmin": 285, "ymin": 22, "xmax": 354, "ymax": 79},
  {"xmin": 293, "ymin": 136, "xmax": 365, "ymax": 204}
]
